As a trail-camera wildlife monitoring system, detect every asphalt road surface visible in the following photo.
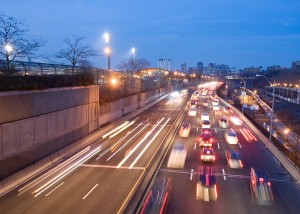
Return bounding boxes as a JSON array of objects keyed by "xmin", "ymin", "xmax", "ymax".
[
  {"xmin": 153, "ymin": 89, "xmax": 300, "ymax": 214},
  {"xmin": 0, "ymin": 90, "xmax": 191, "ymax": 214}
]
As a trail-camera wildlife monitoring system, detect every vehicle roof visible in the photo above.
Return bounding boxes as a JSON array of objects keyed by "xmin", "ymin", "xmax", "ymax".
[
  {"xmin": 199, "ymin": 174, "xmax": 216, "ymax": 186},
  {"xmin": 202, "ymin": 113, "xmax": 209, "ymax": 116},
  {"xmin": 173, "ymin": 142, "xmax": 186, "ymax": 150}
]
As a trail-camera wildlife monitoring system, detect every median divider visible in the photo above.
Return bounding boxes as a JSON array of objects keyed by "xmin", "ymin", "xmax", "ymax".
[
  {"xmin": 218, "ymin": 95, "xmax": 300, "ymax": 183},
  {"xmin": 123, "ymin": 93, "xmax": 190, "ymax": 214},
  {"xmin": 0, "ymin": 91, "xmax": 173, "ymax": 197}
]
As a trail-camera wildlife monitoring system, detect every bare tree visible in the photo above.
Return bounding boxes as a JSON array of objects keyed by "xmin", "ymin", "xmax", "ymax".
[
  {"xmin": 56, "ymin": 35, "xmax": 98, "ymax": 73},
  {"xmin": 117, "ymin": 58, "xmax": 150, "ymax": 76},
  {"xmin": 0, "ymin": 13, "xmax": 45, "ymax": 74}
]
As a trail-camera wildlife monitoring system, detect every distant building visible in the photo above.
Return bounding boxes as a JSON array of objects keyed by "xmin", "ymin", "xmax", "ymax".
[
  {"xmin": 181, "ymin": 63, "xmax": 187, "ymax": 73},
  {"xmin": 267, "ymin": 65, "xmax": 283, "ymax": 71},
  {"xmin": 197, "ymin": 62, "xmax": 203, "ymax": 74},
  {"xmin": 292, "ymin": 61, "xmax": 300, "ymax": 72},
  {"xmin": 243, "ymin": 66, "xmax": 262, "ymax": 73}
]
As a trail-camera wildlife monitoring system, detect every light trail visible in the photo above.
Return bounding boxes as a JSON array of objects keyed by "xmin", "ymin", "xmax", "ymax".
[
  {"xmin": 117, "ymin": 118, "xmax": 165, "ymax": 168},
  {"xmin": 102, "ymin": 121, "xmax": 129, "ymax": 139},
  {"xmin": 106, "ymin": 123, "xmax": 149, "ymax": 161},
  {"xmin": 129, "ymin": 118, "xmax": 170, "ymax": 169},
  {"xmin": 18, "ymin": 146, "xmax": 91, "ymax": 195},
  {"xmin": 33, "ymin": 146, "xmax": 101, "ymax": 197},
  {"xmin": 109, "ymin": 120, "xmax": 135, "ymax": 139},
  {"xmin": 110, "ymin": 123, "xmax": 143, "ymax": 152}
]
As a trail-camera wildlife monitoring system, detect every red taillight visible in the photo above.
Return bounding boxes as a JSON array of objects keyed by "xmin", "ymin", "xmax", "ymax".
[
  {"xmin": 259, "ymin": 178, "xmax": 264, "ymax": 182},
  {"xmin": 213, "ymin": 156, "xmax": 215, "ymax": 161},
  {"xmin": 267, "ymin": 181, "xmax": 271, "ymax": 186},
  {"xmin": 239, "ymin": 160, "xmax": 243, "ymax": 168}
]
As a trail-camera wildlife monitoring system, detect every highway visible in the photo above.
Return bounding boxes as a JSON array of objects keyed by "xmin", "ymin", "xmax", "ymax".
[
  {"xmin": 0, "ymin": 90, "xmax": 190, "ymax": 213},
  {"xmin": 143, "ymin": 85, "xmax": 300, "ymax": 214}
]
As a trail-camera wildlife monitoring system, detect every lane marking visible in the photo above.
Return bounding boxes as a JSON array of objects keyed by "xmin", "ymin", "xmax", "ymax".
[
  {"xmin": 81, "ymin": 164, "xmax": 145, "ymax": 170},
  {"xmin": 217, "ymin": 143, "xmax": 220, "ymax": 149},
  {"xmin": 194, "ymin": 142, "xmax": 197, "ymax": 150},
  {"xmin": 222, "ymin": 169, "xmax": 226, "ymax": 180},
  {"xmin": 239, "ymin": 143, "xmax": 242, "ymax": 149},
  {"xmin": 45, "ymin": 182, "xmax": 64, "ymax": 197},
  {"xmin": 215, "ymin": 128, "xmax": 217, "ymax": 133},
  {"xmin": 197, "ymin": 127, "xmax": 199, "ymax": 132},
  {"xmin": 96, "ymin": 148, "xmax": 109, "ymax": 160},
  {"xmin": 190, "ymin": 169, "xmax": 194, "ymax": 180},
  {"xmin": 83, "ymin": 184, "xmax": 99, "ymax": 200},
  {"xmin": 273, "ymin": 157, "xmax": 281, "ymax": 166}
]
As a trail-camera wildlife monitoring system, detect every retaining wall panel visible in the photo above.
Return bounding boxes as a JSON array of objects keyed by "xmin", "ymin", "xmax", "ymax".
[
  {"xmin": 34, "ymin": 115, "xmax": 47, "ymax": 144},
  {"xmin": 57, "ymin": 110, "xmax": 67, "ymax": 136},
  {"xmin": 2, "ymin": 123, "xmax": 18, "ymax": 157},
  {"xmin": 66, "ymin": 108, "xmax": 76, "ymax": 132},
  {"xmin": 0, "ymin": 126, "xmax": 2, "ymax": 158},
  {"xmin": 32, "ymin": 92, "xmax": 46, "ymax": 116},
  {"xmin": 18, "ymin": 119, "xmax": 34, "ymax": 151},
  {"xmin": 0, "ymin": 95, "xmax": 19, "ymax": 124},
  {"xmin": 47, "ymin": 112, "xmax": 58, "ymax": 140}
]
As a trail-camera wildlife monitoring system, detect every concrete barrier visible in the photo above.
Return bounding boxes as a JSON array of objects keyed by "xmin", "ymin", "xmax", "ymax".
[
  {"xmin": 218, "ymin": 95, "xmax": 300, "ymax": 182},
  {"xmin": 0, "ymin": 90, "xmax": 173, "ymax": 196}
]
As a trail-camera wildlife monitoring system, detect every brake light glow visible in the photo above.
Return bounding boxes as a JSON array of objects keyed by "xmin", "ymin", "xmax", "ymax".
[{"xmin": 259, "ymin": 178, "xmax": 264, "ymax": 182}]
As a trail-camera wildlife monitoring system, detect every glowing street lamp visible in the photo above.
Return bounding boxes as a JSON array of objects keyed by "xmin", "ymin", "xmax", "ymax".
[
  {"xmin": 105, "ymin": 48, "xmax": 111, "ymax": 70},
  {"xmin": 285, "ymin": 129, "xmax": 290, "ymax": 140},
  {"xmin": 5, "ymin": 44, "xmax": 13, "ymax": 54},
  {"xmin": 131, "ymin": 47, "xmax": 136, "ymax": 59},
  {"xmin": 103, "ymin": 32, "xmax": 110, "ymax": 43}
]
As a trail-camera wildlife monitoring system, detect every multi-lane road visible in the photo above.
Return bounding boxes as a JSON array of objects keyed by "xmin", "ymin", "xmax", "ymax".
[
  {"xmin": 0, "ymin": 90, "xmax": 190, "ymax": 213},
  {"xmin": 1, "ymin": 84, "xmax": 300, "ymax": 214},
  {"xmin": 151, "ymin": 87, "xmax": 300, "ymax": 214}
]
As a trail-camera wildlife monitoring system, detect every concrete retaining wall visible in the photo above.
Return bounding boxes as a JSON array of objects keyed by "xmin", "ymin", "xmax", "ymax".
[{"xmin": 0, "ymin": 86, "xmax": 99, "ymax": 179}]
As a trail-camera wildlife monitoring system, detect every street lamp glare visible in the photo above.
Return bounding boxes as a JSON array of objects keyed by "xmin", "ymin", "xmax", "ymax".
[
  {"xmin": 5, "ymin": 44, "xmax": 13, "ymax": 53},
  {"xmin": 131, "ymin": 48, "xmax": 136, "ymax": 54},
  {"xmin": 103, "ymin": 32, "xmax": 110, "ymax": 43},
  {"xmin": 105, "ymin": 47, "xmax": 111, "ymax": 54}
]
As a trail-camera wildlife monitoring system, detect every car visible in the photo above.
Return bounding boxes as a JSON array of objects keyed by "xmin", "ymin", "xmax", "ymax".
[
  {"xmin": 230, "ymin": 116, "xmax": 242, "ymax": 126},
  {"xmin": 212, "ymin": 98, "xmax": 219, "ymax": 106},
  {"xmin": 199, "ymin": 130, "xmax": 213, "ymax": 147},
  {"xmin": 224, "ymin": 129, "xmax": 238, "ymax": 144},
  {"xmin": 223, "ymin": 107, "xmax": 233, "ymax": 114},
  {"xmin": 203, "ymin": 99, "xmax": 208, "ymax": 106},
  {"xmin": 196, "ymin": 167, "xmax": 217, "ymax": 202},
  {"xmin": 219, "ymin": 117, "xmax": 229, "ymax": 128},
  {"xmin": 188, "ymin": 107, "xmax": 197, "ymax": 117},
  {"xmin": 178, "ymin": 123, "xmax": 191, "ymax": 137},
  {"xmin": 167, "ymin": 142, "xmax": 187, "ymax": 168},
  {"xmin": 190, "ymin": 100, "xmax": 197, "ymax": 107},
  {"xmin": 225, "ymin": 150, "xmax": 243, "ymax": 168},
  {"xmin": 250, "ymin": 168, "xmax": 274, "ymax": 205},
  {"xmin": 200, "ymin": 147, "xmax": 215, "ymax": 162},
  {"xmin": 201, "ymin": 112, "xmax": 209, "ymax": 121},
  {"xmin": 212, "ymin": 105, "xmax": 220, "ymax": 111},
  {"xmin": 202, "ymin": 120, "xmax": 211, "ymax": 129}
]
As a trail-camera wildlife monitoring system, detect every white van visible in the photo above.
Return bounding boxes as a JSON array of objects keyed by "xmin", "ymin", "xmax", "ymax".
[{"xmin": 201, "ymin": 113, "xmax": 209, "ymax": 121}]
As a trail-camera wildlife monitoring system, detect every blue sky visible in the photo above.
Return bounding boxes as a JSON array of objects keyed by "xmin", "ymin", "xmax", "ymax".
[{"xmin": 2, "ymin": 0, "xmax": 300, "ymax": 70}]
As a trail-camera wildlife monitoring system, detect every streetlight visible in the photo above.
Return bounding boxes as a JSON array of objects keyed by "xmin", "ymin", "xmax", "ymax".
[
  {"xmin": 131, "ymin": 48, "xmax": 136, "ymax": 59},
  {"xmin": 5, "ymin": 44, "xmax": 13, "ymax": 70},
  {"xmin": 284, "ymin": 129, "xmax": 290, "ymax": 140},
  {"xmin": 105, "ymin": 48, "xmax": 111, "ymax": 70},
  {"xmin": 239, "ymin": 77, "xmax": 247, "ymax": 114},
  {"xmin": 103, "ymin": 32, "xmax": 110, "ymax": 43},
  {"xmin": 256, "ymin": 74, "xmax": 275, "ymax": 142}
]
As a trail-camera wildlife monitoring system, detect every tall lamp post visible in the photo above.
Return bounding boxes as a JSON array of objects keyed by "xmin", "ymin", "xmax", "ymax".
[
  {"xmin": 240, "ymin": 78, "xmax": 246, "ymax": 114},
  {"xmin": 105, "ymin": 48, "xmax": 111, "ymax": 70},
  {"xmin": 103, "ymin": 32, "xmax": 111, "ymax": 70},
  {"xmin": 256, "ymin": 74, "xmax": 275, "ymax": 141}
]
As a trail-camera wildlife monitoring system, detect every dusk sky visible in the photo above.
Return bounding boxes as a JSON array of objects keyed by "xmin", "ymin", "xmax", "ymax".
[{"xmin": 2, "ymin": 0, "xmax": 300, "ymax": 70}]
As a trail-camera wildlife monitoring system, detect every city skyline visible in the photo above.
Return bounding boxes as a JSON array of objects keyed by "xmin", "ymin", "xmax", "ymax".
[{"xmin": 1, "ymin": 0, "xmax": 300, "ymax": 70}]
